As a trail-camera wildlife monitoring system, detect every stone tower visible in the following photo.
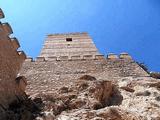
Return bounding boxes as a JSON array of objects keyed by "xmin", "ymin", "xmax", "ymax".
[{"xmin": 39, "ymin": 32, "xmax": 100, "ymax": 60}]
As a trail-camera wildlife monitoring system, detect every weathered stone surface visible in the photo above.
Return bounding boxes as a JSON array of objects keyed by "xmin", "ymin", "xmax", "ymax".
[
  {"xmin": 107, "ymin": 53, "xmax": 118, "ymax": 59},
  {"xmin": 56, "ymin": 107, "xmax": 142, "ymax": 120},
  {"xmin": 20, "ymin": 59, "xmax": 149, "ymax": 95},
  {"xmin": 119, "ymin": 52, "xmax": 132, "ymax": 59},
  {"xmin": 11, "ymin": 37, "xmax": 20, "ymax": 50},
  {"xmin": 118, "ymin": 77, "xmax": 160, "ymax": 120},
  {"xmin": 33, "ymin": 75, "xmax": 160, "ymax": 120},
  {"xmin": 39, "ymin": 32, "xmax": 101, "ymax": 58},
  {"xmin": 2, "ymin": 23, "xmax": 13, "ymax": 35},
  {"xmin": 33, "ymin": 75, "xmax": 122, "ymax": 119},
  {"xmin": 0, "ymin": 8, "xmax": 26, "ymax": 109}
]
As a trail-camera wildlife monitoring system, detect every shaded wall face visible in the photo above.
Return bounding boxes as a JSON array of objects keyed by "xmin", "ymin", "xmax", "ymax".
[
  {"xmin": 0, "ymin": 10, "xmax": 26, "ymax": 108},
  {"xmin": 40, "ymin": 33, "xmax": 100, "ymax": 58}
]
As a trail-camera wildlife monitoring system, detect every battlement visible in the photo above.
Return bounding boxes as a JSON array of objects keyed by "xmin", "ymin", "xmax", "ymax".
[
  {"xmin": 2, "ymin": 22, "xmax": 13, "ymax": 35},
  {"xmin": 21, "ymin": 52, "xmax": 149, "ymax": 94},
  {"xmin": 107, "ymin": 53, "xmax": 132, "ymax": 60},
  {"xmin": 47, "ymin": 32, "xmax": 88, "ymax": 37},
  {"xmin": 25, "ymin": 53, "xmax": 133, "ymax": 62},
  {"xmin": 0, "ymin": 8, "xmax": 26, "ymax": 108},
  {"xmin": 11, "ymin": 37, "xmax": 20, "ymax": 50},
  {"xmin": 119, "ymin": 52, "xmax": 132, "ymax": 59}
]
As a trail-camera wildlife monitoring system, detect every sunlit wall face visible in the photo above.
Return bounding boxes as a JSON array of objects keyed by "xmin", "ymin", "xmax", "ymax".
[{"xmin": 0, "ymin": 0, "xmax": 160, "ymax": 71}]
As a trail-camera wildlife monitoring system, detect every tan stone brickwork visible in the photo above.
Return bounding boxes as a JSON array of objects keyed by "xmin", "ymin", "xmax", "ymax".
[
  {"xmin": 39, "ymin": 33, "xmax": 101, "ymax": 58},
  {"xmin": 20, "ymin": 32, "xmax": 149, "ymax": 95},
  {"xmin": 0, "ymin": 8, "xmax": 26, "ymax": 108},
  {"xmin": 20, "ymin": 55, "xmax": 149, "ymax": 95}
]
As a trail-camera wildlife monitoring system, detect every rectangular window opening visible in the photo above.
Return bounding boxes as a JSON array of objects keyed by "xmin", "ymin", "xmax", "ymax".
[{"xmin": 66, "ymin": 38, "xmax": 72, "ymax": 42}]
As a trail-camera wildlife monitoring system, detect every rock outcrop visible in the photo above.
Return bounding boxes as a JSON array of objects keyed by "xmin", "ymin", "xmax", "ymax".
[{"xmin": 32, "ymin": 75, "xmax": 160, "ymax": 120}]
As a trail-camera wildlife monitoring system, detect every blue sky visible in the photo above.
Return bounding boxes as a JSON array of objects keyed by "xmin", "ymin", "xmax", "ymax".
[{"xmin": 0, "ymin": 0, "xmax": 160, "ymax": 71}]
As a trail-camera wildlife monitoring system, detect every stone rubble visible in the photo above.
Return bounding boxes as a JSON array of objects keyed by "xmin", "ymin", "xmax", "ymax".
[{"xmin": 32, "ymin": 75, "xmax": 160, "ymax": 120}]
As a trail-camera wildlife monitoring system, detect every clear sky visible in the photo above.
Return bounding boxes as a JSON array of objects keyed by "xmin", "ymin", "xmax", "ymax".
[{"xmin": 0, "ymin": 0, "xmax": 160, "ymax": 71}]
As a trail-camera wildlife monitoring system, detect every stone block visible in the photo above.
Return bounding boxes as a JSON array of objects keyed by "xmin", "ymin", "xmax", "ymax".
[
  {"xmin": 83, "ymin": 55, "xmax": 93, "ymax": 60},
  {"xmin": 71, "ymin": 55, "xmax": 81, "ymax": 60},
  {"xmin": 18, "ymin": 51, "xmax": 26, "ymax": 60},
  {"xmin": 95, "ymin": 55, "xmax": 105, "ymax": 60},
  {"xmin": 11, "ymin": 37, "xmax": 20, "ymax": 50},
  {"xmin": 25, "ymin": 57, "xmax": 33, "ymax": 62},
  {"xmin": 36, "ymin": 57, "xmax": 45, "ymax": 62},
  {"xmin": 2, "ymin": 23, "xmax": 13, "ymax": 35},
  {"xmin": 119, "ymin": 52, "xmax": 132, "ymax": 59},
  {"xmin": 47, "ymin": 56, "xmax": 57, "ymax": 61},
  {"xmin": 58, "ymin": 56, "xmax": 69, "ymax": 61},
  {"xmin": 107, "ymin": 53, "xmax": 118, "ymax": 59}
]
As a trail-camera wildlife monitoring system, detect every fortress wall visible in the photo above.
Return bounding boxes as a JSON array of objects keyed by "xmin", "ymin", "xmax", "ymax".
[
  {"xmin": 20, "ymin": 57, "xmax": 149, "ymax": 95},
  {"xmin": 0, "ymin": 8, "xmax": 26, "ymax": 108},
  {"xmin": 17, "ymin": 31, "xmax": 149, "ymax": 96}
]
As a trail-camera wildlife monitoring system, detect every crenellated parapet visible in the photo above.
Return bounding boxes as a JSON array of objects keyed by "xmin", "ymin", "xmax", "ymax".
[
  {"xmin": 119, "ymin": 52, "xmax": 132, "ymax": 59},
  {"xmin": 11, "ymin": 37, "xmax": 20, "ymax": 50},
  {"xmin": 2, "ymin": 22, "xmax": 13, "ymax": 35},
  {"xmin": 25, "ymin": 57, "xmax": 34, "ymax": 62},
  {"xmin": 20, "ymin": 52, "xmax": 149, "ymax": 95},
  {"xmin": 107, "ymin": 53, "xmax": 119, "ymax": 59},
  {"xmin": 25, "ymin": 53, "xmax": 133, "ymax": 62},
  {"xmin": 107, "ymin": 52, "xmax": 132, "ymax": 60},
  {"xmin": 47, "ymin": 32, "xmax": 88, "ymax": 36},
  {"xmin": 0, "ymin": 8, "xmax": 26, "ymax": 109}
]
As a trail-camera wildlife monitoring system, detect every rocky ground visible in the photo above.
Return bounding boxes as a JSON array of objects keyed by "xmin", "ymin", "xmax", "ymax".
[
  {"xmin": 3, "ymin": 75, "xmax": 160, "ymax": 120},
  {"xmin": 27, "ymin": 75, "xmax": 160, "ymax": 120}
]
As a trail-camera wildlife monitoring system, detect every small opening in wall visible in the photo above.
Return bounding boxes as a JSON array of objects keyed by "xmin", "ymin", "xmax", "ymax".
[{"xmin": 66, "ymin": 38, "xmax": 72, "ymax": 42}]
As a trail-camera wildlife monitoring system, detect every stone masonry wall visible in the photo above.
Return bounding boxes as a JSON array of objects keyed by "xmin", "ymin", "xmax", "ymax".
[
  {"xmin": 20, "ymin": 55, "xmax": 149, "ymax": 95},
  {"xmin": 0, "ymin": 8, "xmax": 26, "ymax": 108},
  {"xmin": 39, "ymin": 33, "xmax": 100, "ymax": 59},
  {"xmin": 18, "ymin": 22, "xmax": 149, "ymax": 97}
]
